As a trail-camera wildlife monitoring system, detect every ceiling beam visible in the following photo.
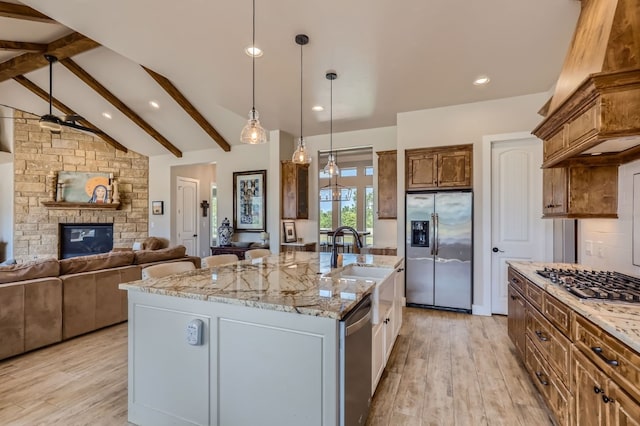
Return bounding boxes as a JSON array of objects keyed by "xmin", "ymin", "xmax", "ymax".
[
  {"xmin": 60, "ymin": 58, "xmax": 182, "ymax": 158},
  {"xmin": 143, "ymin": 66, "xmax": 231, "ymax": 152},
  {"xmin": 0, "ymin": 40, "xmax": 47, "ymax": 52},
  {"xmin": 12, "ymin": 75, "xmax": 129, "ymax": 153},
  {"xmin": 0, "ymin": 2, "xmax": 55, "ymax": 23},
  {"xmin": 0, "ymin": 32, "xmax": 99, "ymax": 82}
]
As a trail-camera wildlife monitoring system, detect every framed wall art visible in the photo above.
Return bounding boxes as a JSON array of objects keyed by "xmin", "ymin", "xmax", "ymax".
[
  {"xmin": 152, "ymin": 201, "xmax": 164, "ymax": 215},
  {"xmin": 57, "ymin": 171, "xmax": 112, "ymax": 203},
  {"xmin": 283, "ymin": 221, "xmax": 297, "ymax": 243},
  {"xmin": 233, "ymin": 170, "xmax": 266, "ymax": 232}
]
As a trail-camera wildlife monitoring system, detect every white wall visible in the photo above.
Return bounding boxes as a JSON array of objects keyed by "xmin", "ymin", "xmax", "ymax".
[
  {"xmin": 304, "ymin": 126, "xmax": 397, "ymax": 247},
  {"xmin": 397, "ymin": 92, "xmax": 551, "ymax": 315},
  {"xmin": 579, "ymin": 158, "xmax": 640, "ymax": 276},
  {"xmin": 149, "ymin": 132, "xmax": 280, "ymax": 250}
]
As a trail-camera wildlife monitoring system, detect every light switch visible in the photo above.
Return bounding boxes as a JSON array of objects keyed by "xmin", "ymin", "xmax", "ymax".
[{"xmin": 585, "ymin": 240, "xmax": 593, "ymax": 256}]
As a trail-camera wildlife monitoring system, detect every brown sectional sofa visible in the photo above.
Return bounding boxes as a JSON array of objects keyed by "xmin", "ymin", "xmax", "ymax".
[{"xmin": 0, "ymin": 246, "xmax": 200, "ymax": 361}]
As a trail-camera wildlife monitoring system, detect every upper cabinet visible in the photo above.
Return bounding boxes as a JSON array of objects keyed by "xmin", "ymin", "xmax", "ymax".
[
  {"xmin": 542, "ymin": 165, "xmax": 618, "ymax": 219},
  {"xmin": 405, "ymin": 144, "xmax": 472, "ymax": 191},
  {"xmin": 376, "ymin": 150, "xmax": 397, "ymax": 219},
  {"xmin": 281, "ymin": 161, "xmax": 309, "ymax": 220}
]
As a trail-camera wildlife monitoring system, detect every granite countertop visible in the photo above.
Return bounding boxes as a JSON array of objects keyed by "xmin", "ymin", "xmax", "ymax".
[
  {"xmin": 120, "ymin": 252, "xmax": 403, "ymax": 320},
  {"xmin": 508, "ymin": 261, "xmax": 640, "ymax": 353}
]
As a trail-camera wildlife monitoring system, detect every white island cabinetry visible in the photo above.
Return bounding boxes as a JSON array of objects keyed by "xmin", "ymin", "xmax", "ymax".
[{"xmin": 120, "ymin": 252, "xmax": 403, "ymax": 426}]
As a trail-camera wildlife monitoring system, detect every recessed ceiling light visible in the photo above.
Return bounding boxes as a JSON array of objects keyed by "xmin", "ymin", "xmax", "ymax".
[
  {"xmin": 102, "ymin": 112, "xmax": 112, "ymax": 119},
  {"xmin": 149, "ymin": 101, "xmax": 160, "ymax": 109},
  {"xmin": 245, "ymin": 46, "xmax": 263, "ymax": 57},
  {"xmin": 473, "ymin": 76, "xmax": 491, "ymax": 86},
  {"xmin": 312, "ymin": 105, "xmax": 324, "ymax": 112}
]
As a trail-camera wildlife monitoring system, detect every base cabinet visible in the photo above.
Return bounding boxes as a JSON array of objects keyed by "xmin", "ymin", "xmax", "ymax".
[{"xmin": 507, "ymin": 266, "xmax": 640, "ymax": 426}]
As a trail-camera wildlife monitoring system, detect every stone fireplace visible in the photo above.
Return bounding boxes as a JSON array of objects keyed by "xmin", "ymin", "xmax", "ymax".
[{"xmin": 12, "ymin": 111, "xmax": 150, "ymax": 262}]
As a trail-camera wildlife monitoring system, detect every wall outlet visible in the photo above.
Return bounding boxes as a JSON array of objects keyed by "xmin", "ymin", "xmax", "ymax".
[
  {"xmin": 597, "ymin": 241, "xmax": 605, "ymax": 258},
  {"xmin": 585, "ymin": 240, "xmax": 593, "ymax": 256}
]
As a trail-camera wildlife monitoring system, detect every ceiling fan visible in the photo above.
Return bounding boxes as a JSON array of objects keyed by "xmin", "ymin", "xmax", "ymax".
[{"xmin": 0, "ymin": 54, "xmax": 101, "ymax": 135}]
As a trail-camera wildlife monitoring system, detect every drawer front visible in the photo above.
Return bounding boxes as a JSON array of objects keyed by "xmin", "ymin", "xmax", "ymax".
[
  {"xmin": 507, "ymin": 267, "xmax": 526, "ymax": 295},
  {"xmin": 526, "ymin": 304, "xmax": 571, "ymax": 384},
  {"xmin": 525, "ymin": 281, "xmax": 544, "ymax": 312},
  {"xmin": 543, "ymin": 293, "xmax": 571, "ymax": 338},
  {"xmin": 573, "ymin": 314, "xmax": 640, "ymax": 403},
  {"xmin": 525, "ymin": 336, "xmax": 572, "ymax": 426}
]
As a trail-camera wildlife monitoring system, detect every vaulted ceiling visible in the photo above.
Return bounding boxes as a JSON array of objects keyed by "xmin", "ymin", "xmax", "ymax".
[{"xmin": 0, "ymin": 0, "xmax": 581, "ymax": 157}]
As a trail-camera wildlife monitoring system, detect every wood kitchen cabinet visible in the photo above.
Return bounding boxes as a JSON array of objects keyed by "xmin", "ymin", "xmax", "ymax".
[
  {"xmin": 405, "ymin": 144, "xmax": 472, "ymax": 190},
  {"xmin": 542, "ymin": 164, "xmax": 618, "ymax": 219},
  {"xmin": 281, "ymin": 161, "xmax": 309, "ymax": 219},
  {"xmin": 507, "ymin": 283, "xmax": 526, "ymax": 360},
  {"xmin": 376, "ymin": 150, "xmax": 397, "ymax": 219}
]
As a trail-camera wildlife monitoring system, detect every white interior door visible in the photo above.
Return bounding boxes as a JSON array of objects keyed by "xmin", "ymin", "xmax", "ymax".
[
  {"xmin": 177, "ymin": 177, "xmax": 198, "ymax": 256},
  {"xmin": 491, "ymin": 138, "xmax": 547, "ymax": 314}
]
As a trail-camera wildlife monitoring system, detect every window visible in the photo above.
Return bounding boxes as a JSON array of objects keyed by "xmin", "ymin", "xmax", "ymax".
[
  {"xmin": 364, "ymin": 186, "xmax": 374, "ymax": 245},
  {"xmin": 317, "ymin": 148, "xmax": 374, "ymax": 247}
]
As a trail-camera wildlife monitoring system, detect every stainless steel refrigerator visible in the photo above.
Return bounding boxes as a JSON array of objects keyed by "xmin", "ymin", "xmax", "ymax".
[{"xmin": 405, "ymin": 191, "xmax": 472, "ymax": 312}]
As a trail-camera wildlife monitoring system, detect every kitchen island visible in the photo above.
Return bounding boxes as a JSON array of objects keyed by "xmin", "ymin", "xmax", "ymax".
[{"xmin": 119, "ymin": 251, "xmax": 402, "ymax": 426}]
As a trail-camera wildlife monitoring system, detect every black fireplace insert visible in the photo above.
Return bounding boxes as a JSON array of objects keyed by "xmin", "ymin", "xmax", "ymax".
[{"xmin": 59, "ymin": 223, "xmax": 114, "ymax": 259}]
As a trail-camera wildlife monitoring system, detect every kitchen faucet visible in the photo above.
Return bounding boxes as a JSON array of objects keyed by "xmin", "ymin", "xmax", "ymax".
[{"xmin": 330, "ymin": 226, "xmax": 363, "ymax": 268}]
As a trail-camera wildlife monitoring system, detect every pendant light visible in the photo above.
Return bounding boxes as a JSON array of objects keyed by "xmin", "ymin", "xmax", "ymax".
[
  {"xmin": 319, "ymin": 71, "xmax": 351, "ymax": 202},
  {"xmin": 292, "ymin": 34, "xmax": 311, "ymax": 164},
  {"xmin": 323, "ymin": 72, "xmax": 339, "ymax": 176},
  {"xmin": 240, "ymin": 0, "xmax": 267, "ymax": 144}
]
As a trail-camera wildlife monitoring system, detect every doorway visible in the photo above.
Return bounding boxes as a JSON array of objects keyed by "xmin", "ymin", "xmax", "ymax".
[
  {"xmin": 176, "ymin": 176, "xmax": 199, "ymax": 256},
  {"xmin": 488, "ymin": 135, "xmax": 550, "ymax": 315}
]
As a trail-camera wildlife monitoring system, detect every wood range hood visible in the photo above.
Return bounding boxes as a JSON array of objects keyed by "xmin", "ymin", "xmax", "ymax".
[{"xmin": 533, "ymin": 0, "xmax": 640, "ymax": 168}]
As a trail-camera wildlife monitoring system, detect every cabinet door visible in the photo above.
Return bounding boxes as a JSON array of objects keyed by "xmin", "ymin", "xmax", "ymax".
[
  {"xmin": 384, "ymin": 305, "xmax": 395, "ymax": 361},
  {"xmin": 610, "ymin": 382, "xmax": 640, "ymax": 426},
  {"xmin": 372, "ymin": 323, "xmax": 385, "ymax": 395},
  {"xmin": 542, "ymin": 168, "xmax": 567, "ymax": 216},
  {"xmin": 437, "ymin": 149, "xmax": 471, "ymax": 188},
  {"xmin": 573, "ymin": 347, "xmax": 610, "ymax": 426},
  {"xmin": 392, "ymin": 265, "xmax": 404, "ymax": 339},
  {"xmin": 406, "ymin": 151, "xmax": 437, "ymax": 190},
  {"xmin": 377, "ymin": 150, "xmax": 397, "ymax": 219},
  {"xmin": 295, "ymin": 165, "xmax": 309, "ymax": 219},
  {"xmin": 507, "ymin": 284, "xmax": 526, "ymax": 360},
  {"xmin": 281, "ymin": 162, "xmax": 309, "ymax": 219}
]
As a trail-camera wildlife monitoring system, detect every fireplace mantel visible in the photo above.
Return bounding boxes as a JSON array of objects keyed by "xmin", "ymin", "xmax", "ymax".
[{"xmin": 41, "ymin": 201, "xmax": 121, "ymax": 210}]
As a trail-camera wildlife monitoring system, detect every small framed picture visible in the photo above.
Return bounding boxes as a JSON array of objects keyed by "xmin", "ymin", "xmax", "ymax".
[
  {"xmin": 283, "ymin": 221, "xmax": 297, "ymax": 243},
  {"xmin": 152, "ymin": 201, "xmax": 164, "ymax": 215}
]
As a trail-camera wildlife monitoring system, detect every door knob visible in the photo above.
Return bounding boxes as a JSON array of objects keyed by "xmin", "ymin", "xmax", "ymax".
[
  {"xmin": 492, "ymin": 247, "xmax": 504, "ymax": 253},
  {"xmin": 193, "ymin": 234, "xmax": 198, "ymax": 237}
]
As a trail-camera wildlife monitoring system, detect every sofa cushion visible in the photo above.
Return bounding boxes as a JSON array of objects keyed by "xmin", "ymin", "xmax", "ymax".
[
  {"xmin": 142, "ymin": 237, "xmax": 168, "ymax": 250},
  {"xmin": 0, "ymin": 259, "xmax": 59, "ymax": 284},
  {"xmin": 59, "ymin": 251, "xmax": 135, "ymax": 275},
  {"xmin": 134, "ymin": 245, "xmax": 187, "ymax": 265}
]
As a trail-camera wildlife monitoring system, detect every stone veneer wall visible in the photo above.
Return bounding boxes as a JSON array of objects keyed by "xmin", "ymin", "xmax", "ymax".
[{"xmin": 13, "ymin": 112, "xmax": 149, "ymax": 262}]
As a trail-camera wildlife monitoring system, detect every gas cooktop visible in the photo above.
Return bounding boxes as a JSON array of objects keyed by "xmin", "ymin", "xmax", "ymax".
[{"xmin": 536, "ymin": 268, "xmax": 640, "ymax": 303}]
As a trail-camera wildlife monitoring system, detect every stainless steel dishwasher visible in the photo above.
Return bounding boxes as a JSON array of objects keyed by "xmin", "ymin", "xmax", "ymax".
[{"xmin": 339, "ymin": 294, "xmax": 372, "ymax": 426}]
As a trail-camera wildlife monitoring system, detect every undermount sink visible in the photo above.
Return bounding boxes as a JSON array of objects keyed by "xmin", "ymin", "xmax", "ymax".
[{"xmin": 323, "ymin": 265, "xmax": 392, "ymax": 280}]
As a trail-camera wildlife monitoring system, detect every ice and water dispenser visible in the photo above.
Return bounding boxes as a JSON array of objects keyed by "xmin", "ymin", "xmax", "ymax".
[{"xmin": 410, "ymin": 220, "xmax": 429, "ymax": 247}]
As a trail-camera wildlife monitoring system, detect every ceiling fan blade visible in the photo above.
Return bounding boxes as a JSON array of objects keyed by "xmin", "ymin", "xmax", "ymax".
[{"xmin": 60, "ymin": 121, "xmax": 103, "ymax": 135}]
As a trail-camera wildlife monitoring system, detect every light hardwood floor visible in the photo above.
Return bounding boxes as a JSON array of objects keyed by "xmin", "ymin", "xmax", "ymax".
[{"xmin": 0, "ymin": 308, "xmax": 552, "ymax": 425}]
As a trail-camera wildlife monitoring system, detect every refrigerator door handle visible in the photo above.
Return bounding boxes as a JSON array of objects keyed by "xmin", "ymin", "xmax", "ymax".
[
  {"xmin": 430, "ymin": 213, "xmax": 435, "ymax": 255},
  {"xmin": 434, "ymin": 213, "xmax": 439, "ymax": 256}
]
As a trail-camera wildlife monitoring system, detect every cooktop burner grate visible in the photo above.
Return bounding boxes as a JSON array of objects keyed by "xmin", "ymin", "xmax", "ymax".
[{"xmin": 536, "ymin": 268, "xmax": 640, "ymax": 303}]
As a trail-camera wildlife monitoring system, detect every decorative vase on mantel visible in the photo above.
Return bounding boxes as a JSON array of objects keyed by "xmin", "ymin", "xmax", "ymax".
[{"xmin": 218, "ymin": 217, "xmax": 233, "ymax": 247}]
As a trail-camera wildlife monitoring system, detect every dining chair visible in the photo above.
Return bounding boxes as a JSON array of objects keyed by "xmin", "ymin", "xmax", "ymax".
[
  {"xmin": 202, "ymin": 254, "xmax": 239, "ymax": 268},
  {"xmin": 245, "ymin": 248, "xmax": 271, "ymax": 260},
  {"xmin": 141, "ymin": 261, "xmax": 195, "ymax": 279}
]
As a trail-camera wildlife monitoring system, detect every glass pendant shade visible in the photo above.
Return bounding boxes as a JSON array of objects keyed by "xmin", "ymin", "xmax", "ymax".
[
  {"xmin": 240, "ymin": 108, "xmax": 267, "ymax": 144},
  {"xmin": 292, "ymin": 137, "xmax": 311, "ymax": 163},
  {"xmin": 323, "ymin": 153, "xmax": 340, "ymax": 176}
]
